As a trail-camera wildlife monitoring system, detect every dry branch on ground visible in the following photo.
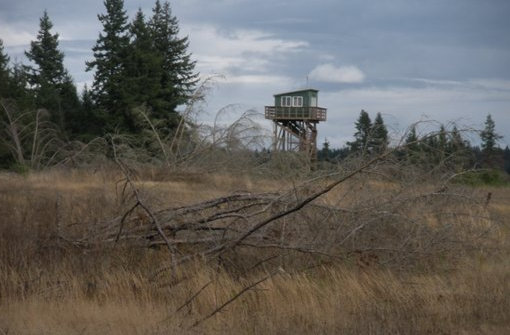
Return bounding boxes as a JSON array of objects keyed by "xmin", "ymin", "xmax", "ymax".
[{"xmin": 60, "ymin": 153, "xmax": 495, "ymax": 277}]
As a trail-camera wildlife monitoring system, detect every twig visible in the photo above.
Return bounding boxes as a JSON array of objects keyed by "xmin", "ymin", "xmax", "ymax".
[
  {"xmin": 110, "ymin": 137, "xmax": 178, "ymax": 269},
  {"xmin": 190, "ymin": 269, "xmax": 281, "ymax": 328},
  {"xmin": 115, "ymin": 202, "xmax": 139, "ymax": 242},
  {"xmin": 212, "ymin": 149, "xmax": 396, "ymax": 256},
  {"xmin": 176, "ymin": 281, "xmax": 213, "ymax": 313}
]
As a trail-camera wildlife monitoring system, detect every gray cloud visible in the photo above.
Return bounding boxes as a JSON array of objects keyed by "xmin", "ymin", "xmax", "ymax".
[{"xmin": 1, "ymin": 0, "xmax": 509, "ymax": 146}]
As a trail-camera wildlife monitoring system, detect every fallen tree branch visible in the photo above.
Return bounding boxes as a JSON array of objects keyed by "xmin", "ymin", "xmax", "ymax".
[{"xmin": 190, "ymin": 269, "xmax": 281, "ymax": 329}]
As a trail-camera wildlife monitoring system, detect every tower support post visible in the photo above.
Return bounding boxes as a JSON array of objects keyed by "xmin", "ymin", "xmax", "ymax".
[{"xmin": 271, "ymin": 120, "xmax": 319, "ymax": 161}]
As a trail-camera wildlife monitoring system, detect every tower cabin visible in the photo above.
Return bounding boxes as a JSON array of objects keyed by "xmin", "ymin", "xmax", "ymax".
[{"xmin": 265, "ymin": 89, "xmax": 327, "ymax": 160}]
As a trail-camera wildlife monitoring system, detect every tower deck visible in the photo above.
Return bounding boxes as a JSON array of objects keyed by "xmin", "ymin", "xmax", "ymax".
[{"xmin": 265, "ymin": 106, "xmax": 327, "ymax": 121}]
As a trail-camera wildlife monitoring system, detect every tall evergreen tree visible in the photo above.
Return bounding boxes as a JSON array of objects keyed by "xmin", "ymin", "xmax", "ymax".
[
  {"xmin": 124, "ymin": 9, "xmax": 162, "ymax": 122},
  {"xmin": 371, "ymin": 112, "xmax": 388, "ymax": 153},
  {"xmin": 81, "ymin": 85, "xmax": 94, "ymax": 112},
  {"xmin": 24, "ymin": 11, "xmax": 79, "ymax": 131},
  {"xmin": 149, "ymin": 0, "xmax": 198, "ymax": 129},
  {"xmin": 75, "ymin": 84, "xmax": 103, "ymax": 140},
  {"xmin": 437, "ymin": 125, "xmax": 447, "ymax": 152},
  {"xmin": 8, "ymin": 63, "xmax": 35, "ymax": 111},
  {"xmin": 348, "ymin": 110, "xmax": 372, "ymax": 154},
  {"xmin": 480, "ymin": 114, "xmax": 502, "ymax": 154},
  {"xmin": 320, "ymin": 138, "xmax": 330, "ymax": 161},
  {"xmin": 0, "ymin": 39, "xmax": 8, "ymax": 69},
  {"xmin": 503, "ymin": 146, "xmax": 510, "ymax": 174},
  {"xmin": 0, "ymin": 39, "xmax": 10, "ymax": 98},
  {"xmin": 447, "ymin": 126, "xmax": 471, "ymax": 169},
  {"xmin": 24, "ymin": 10, "xmax": 65, "ymax": 126},
  {"xmin": 1, "ymin": 62, "xmax": 35, "ymax": 169},
  {"xmin": 24, "ymin": 11, "xmax": 66, "ymax": 86},
  {"xmin": 428, "ymin": 124, "xmax": 448, "ymax": 164},
  {"xmin": 86, "ymin": 0, "xmax": 130, "ymax": 132},
  {"xmin": 449, "ymin": 126, "xmax": 465, "ymax": 152},
  {"xmin": 480, "ymin": 114, "xmax": 503, "ymax": 168},
  {"xmin": 59, "ymin": 74, "xmax": 84, "ymax": 136},
  {"xmin": 0, "ymin": 39, "xmax": 12, "ymax": 167},
  {"xmin": 403, "ymin": 126, "xmax": 422, "ymax": 164}
]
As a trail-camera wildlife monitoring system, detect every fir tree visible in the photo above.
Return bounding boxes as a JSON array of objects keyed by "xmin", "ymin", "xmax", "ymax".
[
  {"xmin": 449, "ymin": 126, "xmax": 465, "ymax": 152},
  {"xmin": 447, "ymin": 126, "xmax": 470, "ymax": 169},
  {"xmin": 24, "ymin": 11, "xmax": 79, "ymax": 132},
  {"xmin": 320, "ymin": 138, "xmax": 330, "ymax": 161},
  {"xmin": 77, "ymin": 84, "xmax": 103, "ymax": 139},
  {"xmin": 429, "ymin": 124, "xmax": 448, "ymax": 164},
  {"xmin": 0, "ymin": 39, "xmax": 10, "ymax": 98},
  {"xmin": 24, "ymin": 11, "xmax": 66, "ymax": 127},
  {"xmin": 123, "ymin": 8, "xmax": 162, "ymax": 127},
  {"xmin": 24, "ymin": 11, "xmax": 66, "ymax": 87},
  {"xmin": 81, "ymin": 84, "xmax": 96, "ymax": 124},
  {"xmin": 348, "ymin": 109, "xmax": 372, "ymax": 154},
  {"xmin": 86, "ymin": 0, "xmax": 130, "ymax": 132},
  {"xmin": 438, "ymin": 125, "xmax": 447, "ymax": 152},
  {"xmin": 480, "ymin": 114, "xmax": 502, "ymax": 154},
  {"xmin": 404, "ymin": 126, "xmax": 421, "ymax": 164},
  {"xmin": 371, "ymin": 112, "xmax": 388, "ymax": 153},
  {"xmin": 503, "ymin": 146, "xmax": 510, "ymax": 174},
  {"xmin": 149, "ymin": 0, "xmax": 198, "ymax": 129},
  {"xmin": 449, "ymin": 126, "xmax": 469, "ymax": 152},
  {"xmin": 81, "ymin": 85, "xmax": 94, "ymax": 112},
  {"xmin": 8, "ymin": 63, "xmax": 36, "ymax": 111},
  {"xmin": 480, "ymin": 114, "xmax": 503, "ymax": 168},
  {"xmin": 0, "ymin": 39, "xmax": 8, "ymax": 70},
  {"xmin": 0, "ymin": 40, "xmax": 12, "ymax": 167},
  {"xmin": 59, "ymin": 74, "xmax": 83, "ymax": 136}
]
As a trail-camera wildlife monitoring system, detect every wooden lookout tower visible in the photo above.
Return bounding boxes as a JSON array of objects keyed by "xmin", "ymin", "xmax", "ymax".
[{"xmin": 265, "ymin": 89, "xmax": 327, "ymax": 160}]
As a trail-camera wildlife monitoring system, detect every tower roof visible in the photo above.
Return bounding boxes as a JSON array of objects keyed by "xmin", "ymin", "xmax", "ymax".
[{"xmin": 273, "ymin": 88, "xmax": 319, "ymax": 97}]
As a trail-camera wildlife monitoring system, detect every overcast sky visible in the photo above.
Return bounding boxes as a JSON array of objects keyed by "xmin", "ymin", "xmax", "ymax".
[{"xmin": 1, "ymin": 0, "xmax": 509, "ymax": 148}]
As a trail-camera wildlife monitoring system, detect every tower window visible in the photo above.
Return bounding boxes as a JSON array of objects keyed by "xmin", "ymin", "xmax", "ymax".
[
  {"xmin": 280, "ymin": 96, "xmax": 303, "ymax": 107},
  {"xmin": 293, "ymin": 96, "xmax": 303, "ymax": 107},
  {"xmin": 281, "ymin": 96, "xmax": 292, "ymax": 106}
]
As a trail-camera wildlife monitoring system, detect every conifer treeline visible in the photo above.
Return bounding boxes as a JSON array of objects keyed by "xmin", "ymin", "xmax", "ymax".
[
  {"xmin": 1, "ymin": 1, "xmax": 508, "ymax": 176},
  {"xmin": 320, "ymin": 111, "xmax": 509, "ymax": 175},
  {"xmin": 0, "ymin": 0, "xmax": 197, "ymax": 149}
]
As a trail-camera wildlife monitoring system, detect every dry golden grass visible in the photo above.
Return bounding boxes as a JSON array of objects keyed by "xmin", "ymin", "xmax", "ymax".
[
  {"xmin": 2, "ymin": 260, "xmax": 509, "ymax": 334},
  {"xmin": 1, "ymin": 167, "xmax": 509, "ymax": 334}
]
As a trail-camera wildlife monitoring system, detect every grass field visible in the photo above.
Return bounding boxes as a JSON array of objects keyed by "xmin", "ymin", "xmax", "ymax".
[{"xmin": 1, "ymin": 167, "xmax": 509, "ymax": 334}]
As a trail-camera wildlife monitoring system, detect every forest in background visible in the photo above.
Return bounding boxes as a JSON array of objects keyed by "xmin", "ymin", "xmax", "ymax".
[
  {"xmin": 0, "ymin": 0, "xmax": 198, "ymax": 170},
  {"xmin": 0, "ymin": 0, "xmax": 509, "ymax": 182}
]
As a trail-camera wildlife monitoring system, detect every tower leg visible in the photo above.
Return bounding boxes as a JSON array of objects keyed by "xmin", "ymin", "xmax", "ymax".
[
  {"xmin": 272, "ymin": 122, "xmax": 277, "ymax": 152},
  {"xmin": 272, "ymin": 120, "xmax": 318, "ymax": 162}
]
